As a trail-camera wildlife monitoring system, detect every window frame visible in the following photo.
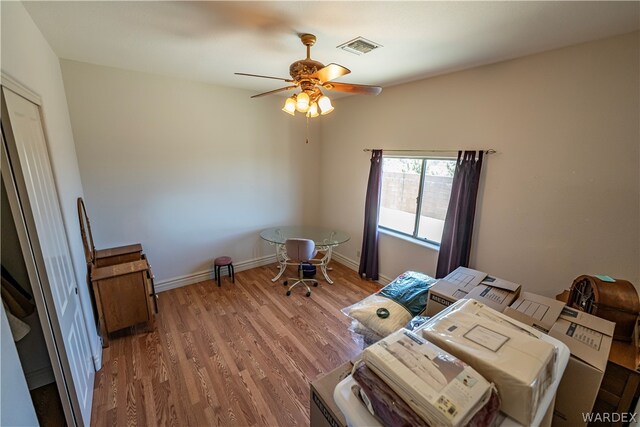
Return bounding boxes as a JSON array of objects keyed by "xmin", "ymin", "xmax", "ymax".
[{"xmin": 378, "ymin": 155, "xmax": 456, "ymax": 247}]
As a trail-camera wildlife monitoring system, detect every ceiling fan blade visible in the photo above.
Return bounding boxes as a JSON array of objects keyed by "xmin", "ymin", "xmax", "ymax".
[
  {"xmin": 235, "ymin": 72, "xmax": 294, "ymax": 82},
  {"xmin": 323, "ymin": 82, "xmax": 382, "ymax": 95},
  {"xmin": 250, "ymin": 86, "xmax": 297, "ymax": 98},
  {"xmin": 311, "ymin": 63, "xmax": 350, "ymax": 83}
]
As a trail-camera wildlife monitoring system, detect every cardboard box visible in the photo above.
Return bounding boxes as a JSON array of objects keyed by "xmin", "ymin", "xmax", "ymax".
[
  {"xmin": 503, "ymin": 292, "xmax": 565, "ymax": 332},
  {"xmin": 549, "ymin": 307, "xmax": 615, "ymax": 427},
  {"xmin": 424, "ymin": 268, "xmax": 487, "ymax": 316},
  {"xmin": 310, "ymin": 361, "xmax": 352, "ymax": 427},
  {"xmin": 466, "ymin": 276, "xmax": 521, "ymax": 312},
  {"xmin": 425, "ymin": 279, "xmax": 476, "ymax": 316}
]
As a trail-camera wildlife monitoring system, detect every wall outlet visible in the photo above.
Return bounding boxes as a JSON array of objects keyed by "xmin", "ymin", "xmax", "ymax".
[{"xmin": 356, "ymin": 250, "xmax": 361, "ymax": 258}]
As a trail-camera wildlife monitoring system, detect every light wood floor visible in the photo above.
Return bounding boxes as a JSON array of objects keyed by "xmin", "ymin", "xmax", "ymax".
[{"xmin": 90, "ymin": 261, "xmax": 379, "ymax": 426}]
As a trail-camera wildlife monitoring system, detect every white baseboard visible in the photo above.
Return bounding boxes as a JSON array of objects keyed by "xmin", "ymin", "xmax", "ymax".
[
  {"xmin": 155, "ymin": 254, "xmax": 277, "ymax": 293},
  {"xmin": 331, "ymin": 252, "xmax": 393, "ymax": 285},
  {"xmin": 155, "ymin": 252, "xmax": 395, "ymax": 293},
  {"xmin": 331, "ymin": 251, "xmax": 359, "ymax": 272},
  {"xmin": 26, "ymin": 365, "xmax": 55, "ymax": 390},
  {"xmin": 378, "ymin": 273, "xmax": 394, "ymax": 285}
]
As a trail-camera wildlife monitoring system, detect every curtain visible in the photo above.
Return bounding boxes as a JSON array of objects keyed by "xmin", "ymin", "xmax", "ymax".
[
  {"xmin": 359, "ymin": 150, "xmax": 383, "ymax": 280},
  {"xmin": 436, "ymin": 150, "xmax": 484, "ymax": 278}
]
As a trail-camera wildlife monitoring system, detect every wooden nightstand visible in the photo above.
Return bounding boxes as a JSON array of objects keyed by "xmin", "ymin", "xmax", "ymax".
[{"xmin": 91, "ymin": 259, "xmax": 156, "ymax": 347}]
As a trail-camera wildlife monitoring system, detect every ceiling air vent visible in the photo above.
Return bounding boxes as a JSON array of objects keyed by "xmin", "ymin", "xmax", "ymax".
[{"xmin": 337, "ymin": 37, "xmax": 382, "ymax": 55}]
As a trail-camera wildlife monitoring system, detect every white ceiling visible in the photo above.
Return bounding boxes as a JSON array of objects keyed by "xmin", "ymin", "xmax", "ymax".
[{"xmin": 23, "ymin": 1, "xmax": 639, "ymax": 97}]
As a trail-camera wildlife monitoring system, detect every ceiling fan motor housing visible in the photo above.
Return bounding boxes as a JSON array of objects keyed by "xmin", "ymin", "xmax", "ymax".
[
  {"xmin": 290, "ymin": 33, "xmax": 323, "ymax": 85},
  {"xmin": 289, "ymin": 59, "xmax": 324, "ymax": 82}
]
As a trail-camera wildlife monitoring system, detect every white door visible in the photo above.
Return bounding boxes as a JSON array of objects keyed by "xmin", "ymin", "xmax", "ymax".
[{"xmin": 1, "ymin": 87, "xmax": 94, "ymax": 426}]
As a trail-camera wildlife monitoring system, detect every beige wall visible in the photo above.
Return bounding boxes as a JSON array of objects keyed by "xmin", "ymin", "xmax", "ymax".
[
  {"xmin": 61, "ymin": 60, "xmax": 320, "ymax": 288},
  {"xmin": 320, "ymin": 32, "xmax": 640, "ymax": 296},
  {"xmin": 59, "ymin": 32, "xmax": 639, "ymax": 297}
]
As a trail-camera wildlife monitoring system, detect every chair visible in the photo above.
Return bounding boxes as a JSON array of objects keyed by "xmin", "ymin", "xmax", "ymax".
[{"xmin": 283, "ymin": 238, "xmax": 318, "ymax": 297}]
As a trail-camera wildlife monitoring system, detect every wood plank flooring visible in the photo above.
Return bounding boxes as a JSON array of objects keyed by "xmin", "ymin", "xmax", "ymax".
[{"xmin": 90, "ymin": 262, "xmax": 380, "ymax": 426}]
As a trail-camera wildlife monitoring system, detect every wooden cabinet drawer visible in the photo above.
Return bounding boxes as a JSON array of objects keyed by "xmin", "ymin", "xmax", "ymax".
[
  {"xmin": 91, "ymin": 259, "xmax": 155, "ymax": 346},
  {"xmin": 96, "ymin": 270, "xmax": 149, "ymax": 332}
]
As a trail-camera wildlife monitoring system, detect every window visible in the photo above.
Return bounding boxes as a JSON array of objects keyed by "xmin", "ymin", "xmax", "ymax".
[{"xmin": 379, "ymin": 156, "xmax": 456, "ymax": 245}]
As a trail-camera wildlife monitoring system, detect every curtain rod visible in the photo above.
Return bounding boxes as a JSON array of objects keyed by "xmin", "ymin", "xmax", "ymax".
[{"xmin": 363, "ymin": 148, "xmax": 496, "ymax": 154}]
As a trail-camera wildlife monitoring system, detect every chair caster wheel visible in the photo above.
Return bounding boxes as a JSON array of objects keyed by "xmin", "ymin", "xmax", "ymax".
[
  {"xmin": 283, "ymin": 281, "xmax": 288, "ymax": 286},
  {"xmin": 306, "ymin": 292, "xmax": 311, "ymax": 297},
  {"xmin": 286, "ymin": 291, "xmax": 291, "ymax": 296},
  {"xmin": 313, "ymin": 282, "xmax": 318, "ymax": 287}
]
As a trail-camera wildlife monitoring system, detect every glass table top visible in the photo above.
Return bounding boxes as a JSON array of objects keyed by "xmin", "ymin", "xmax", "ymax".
[{"xmin": 260, "ymin": 226, "xmax": 350, "ymax": 246}]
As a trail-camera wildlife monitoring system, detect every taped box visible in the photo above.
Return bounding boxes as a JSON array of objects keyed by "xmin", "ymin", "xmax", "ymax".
[
  {"xmin": 425, "ymin": 267, "xmax": 487, "ymax": 316},
  {"xmin": 503, "ymin": 292, "xmax": 565, "ymax": 333},
  {"xmin": 466, "ymin": 276, "xmax": 521, "ymax": 313},
  {"xmin": 549, "ymin": 307, "xmax": 615, "ymax": 427}
]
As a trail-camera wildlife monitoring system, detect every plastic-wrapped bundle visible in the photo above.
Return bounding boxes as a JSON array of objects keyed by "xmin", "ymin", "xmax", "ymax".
[
  {"xmin": 352, "ymin": 362, "xmax": 501, "ymax": 427},
  {"xmin": 342, "ymin": 271, "xmax": 436, "ymax": 338},
  {"xmin": 348, "ymin": 315, "xmax": 433, "ymax": 350},
  {"xmin": 419, "ymin": 299, "xmax": 555, "ymax": 426},
  {"xmin": 352, "ymin": 362, "xmax": 429, "ymax": 427},
  {"xmin": 363, "ymin": 329, "xmax": 496, "ymax": 427},
  {"xmin": 348, "ymin": 319, "xmax": 385, "ymax": 348}
]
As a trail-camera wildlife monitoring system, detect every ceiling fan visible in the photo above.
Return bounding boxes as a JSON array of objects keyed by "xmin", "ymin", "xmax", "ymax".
[{"xmin": 235, "ymin": 33, "xmax": 382, "ymax": 117}]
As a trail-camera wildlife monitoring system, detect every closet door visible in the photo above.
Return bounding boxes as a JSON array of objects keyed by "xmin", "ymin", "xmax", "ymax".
[{"xmin": 1, "ymin": 87, "xmax": 94, "ymax": 426}]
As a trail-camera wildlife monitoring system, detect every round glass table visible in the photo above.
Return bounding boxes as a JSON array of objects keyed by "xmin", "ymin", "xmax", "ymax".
[{"xmin": 260, "ymin": 226, "xmax": 350, "ymax": 284}]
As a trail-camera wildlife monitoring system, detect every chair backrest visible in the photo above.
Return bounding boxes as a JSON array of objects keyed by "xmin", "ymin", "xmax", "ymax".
[{"xmin": 285, "ymin": 238, "xmax": 316, "ymax": 262}]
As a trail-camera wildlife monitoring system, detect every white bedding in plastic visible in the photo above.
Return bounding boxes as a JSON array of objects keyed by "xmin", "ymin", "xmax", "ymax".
[
  {"xmin": 419, "ymin": 299, "xmax": 556, "ymax": 426},
  {"xmin": 363, "ymin": 328, "xmax": 493, "ymax": 427}
]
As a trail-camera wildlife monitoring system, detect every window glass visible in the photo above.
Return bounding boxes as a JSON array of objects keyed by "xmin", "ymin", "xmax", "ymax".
[
  {"xmin": 416, "ymin": 159, "xmax": 455, "ymax": 242},
  {"xmin": 379, "ymin": 158, "xmax": 421, "ymax": 235},
  {"xmin": 380, "ymin": 156, "xmax": 456, "ymax": 245}
]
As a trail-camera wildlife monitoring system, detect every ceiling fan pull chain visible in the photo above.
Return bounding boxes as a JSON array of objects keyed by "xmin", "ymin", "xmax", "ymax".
[{"xmin": 306, "ymin": 115, "xmax": 310, "ymax": 144}]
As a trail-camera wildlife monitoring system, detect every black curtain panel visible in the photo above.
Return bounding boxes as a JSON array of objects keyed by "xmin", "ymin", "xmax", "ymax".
[
  {"xmin": 359, "ymin": 150, "xmax": 383, "ymax": 280},
  {"xmin": 436, "ymin": 150, "xmax": 484, "ymax": 278}
]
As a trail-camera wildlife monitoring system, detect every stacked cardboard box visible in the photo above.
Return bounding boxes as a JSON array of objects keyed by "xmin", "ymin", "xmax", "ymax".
[
  {"xmin": 549, "ymin": 308, "xmax": 615, "ymax": 426},
  {"xmin": 504, "ymin": 292, "xmax": 565, "ymax": 333},
  {"xmin": 426, "ymin": 268, "xmax": 616, "ymax": 425},
  {"xmin": 425, "ymin": 267, "xmax": 521, "ymax": 316},
  {"xmin": 501, "ymin": 295, "xmax": 615, "ymax": 426}
]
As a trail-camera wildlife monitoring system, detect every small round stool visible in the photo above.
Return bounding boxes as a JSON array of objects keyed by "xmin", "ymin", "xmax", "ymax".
[{"xmin": 214, "ymin": 256, "xmax": 234, "ymax": 287}]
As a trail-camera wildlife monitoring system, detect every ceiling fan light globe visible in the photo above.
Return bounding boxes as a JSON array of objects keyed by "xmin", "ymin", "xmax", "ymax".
[
  {"xmin": 307, "ymin": 102, "xmax": 319, "ymax": 118},
  {"xmin": 318, "ymin": 96, "xmax": 334, "ymax": 115},
  {"xmin": 296, "ymin": 92, "xmax": 310, "ymax": 111},
  {"xmin": 282, "ymin": 97, "xmax": 296, "ymax": 115}
]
